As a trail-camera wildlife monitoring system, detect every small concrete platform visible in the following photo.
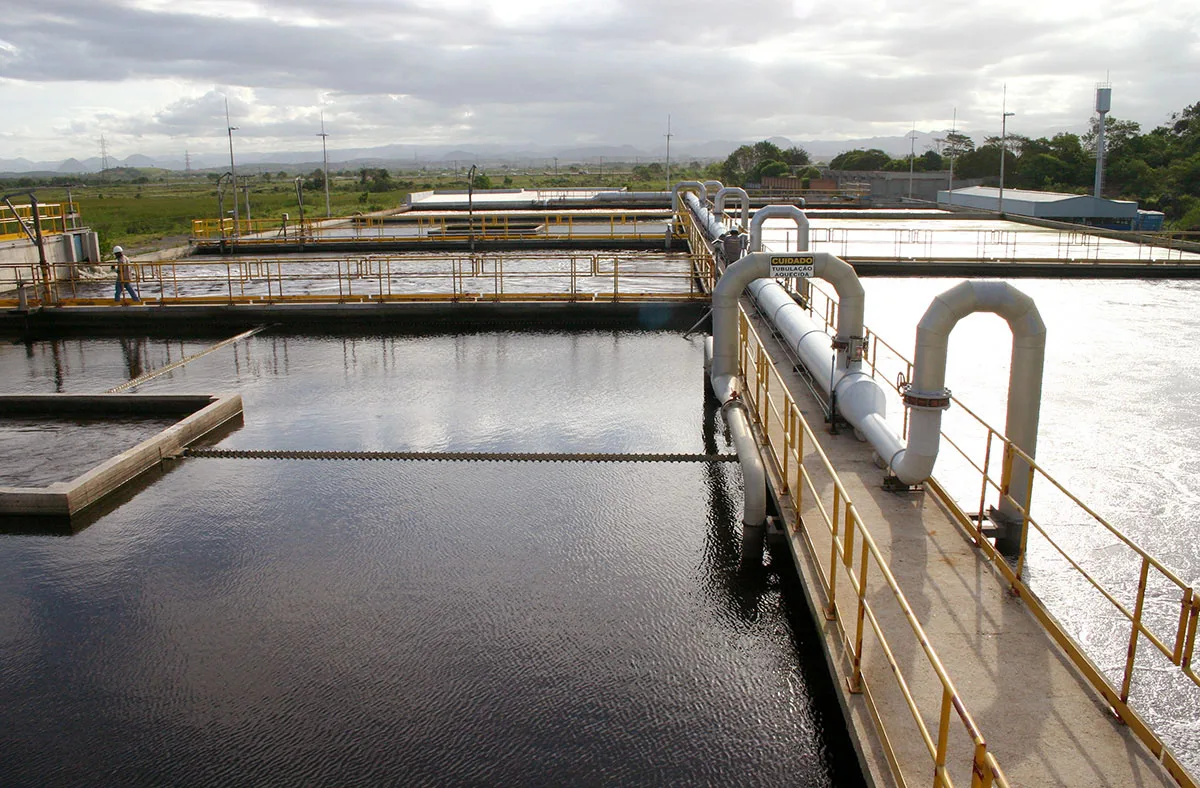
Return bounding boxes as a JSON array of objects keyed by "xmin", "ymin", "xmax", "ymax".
[
  {"xmin": 0, "ymin": 394, "xmax": 242, "ymax": 518},
  {"xmin": 744, "ymin": 303, "xmax": 1180, "ymax": 787}
]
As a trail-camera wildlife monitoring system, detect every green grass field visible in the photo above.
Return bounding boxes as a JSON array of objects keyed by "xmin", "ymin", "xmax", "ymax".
[{"xmin": 18, "ymin": 168, "xmax": 696, "ymax": 255}]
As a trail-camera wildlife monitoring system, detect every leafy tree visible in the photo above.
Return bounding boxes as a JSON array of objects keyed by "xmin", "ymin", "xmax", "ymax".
[
  {"xmin": 1083, "ymin": 116, "xmax": 1142, "ymax": 157},
  {"xmin": 720, "ymin": 140, "xmax": 801, "ymax": 184},
  {"xmin": 829, "ymin": 148, "xmax": 892, "ymax": 170},
  {"xmin": 783, "ymin": 146, "xmax": 811, "ymax": 166},
  {"xmin": 303, "ymin": 168, "xmax": 325, "ymax": 191},
  {"xmin": 938, "ymin": 131, "xmax": 976, "ymax": 160},
  {"xmin": 754, "ymin": 160, "xmax": 790, "ymax": 180}
]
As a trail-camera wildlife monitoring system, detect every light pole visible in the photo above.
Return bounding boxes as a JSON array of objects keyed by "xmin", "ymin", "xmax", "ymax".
[
  {"xmin": 318, "ymin": 112, "xmax": 331, "ymax": 218},
  {"xmin": 664, "ymin": 114, "xmax": 673, "ymax": 190},
  {"xmin": 907, "ymin": 123, "xmax": 917, "ymax": 199},
  {"xmin": 225, "ymin": 97, "xmax": 240, "ymax": 237},
  {"xmin": 467, "ymin": 164, "xmax": 477, "ymax": 254},
  {"xmin": 998, "ymin": 85, "xmax": 1014, "ymax": 216},
  {"xmin": 948, "ymin": 107, "xmax": 957, "ymax": 194},
  {"xmin": 216, "ymin": 172, "xmax": 233, "ymax": 241}
]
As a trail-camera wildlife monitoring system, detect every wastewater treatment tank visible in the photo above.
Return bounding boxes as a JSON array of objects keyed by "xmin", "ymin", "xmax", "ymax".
[{"xmin": 0, "ymin": 329, "xmax": 864, "ymax": 786}]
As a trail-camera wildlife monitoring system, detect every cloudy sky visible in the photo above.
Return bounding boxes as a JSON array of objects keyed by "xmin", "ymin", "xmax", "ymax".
[{"xmin": 1, "ymin": 0, "xmax": 1197, "ymax": 161}]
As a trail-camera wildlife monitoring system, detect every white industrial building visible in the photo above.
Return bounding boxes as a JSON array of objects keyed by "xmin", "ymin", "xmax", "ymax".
[{"xmin": 937, "ymin": 186, "xmax": 1163, "ymax": 231}]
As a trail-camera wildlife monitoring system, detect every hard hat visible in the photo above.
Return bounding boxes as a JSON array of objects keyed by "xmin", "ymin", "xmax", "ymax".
[{"xmin": 113, "ymin": 245, "xmax": 123, "ymax": 254}]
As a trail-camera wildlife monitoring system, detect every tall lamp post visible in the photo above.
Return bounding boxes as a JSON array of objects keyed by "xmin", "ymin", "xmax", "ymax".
[
  {"xmin": 664, "ymin": 114, "xmax": 673, "ymax": 191},
  {"xmin": 225, "ymin": 98, "xmax": 240, "ymax": 237},
  {"xmin": 467, "ymin": 164, "xmax": 477, "ymax": 254},
  {"xmin": 948, "ymin": 107, "xmax": 957, "ymax": 194},
  {"xmin": 998, "ymin": 85, "xmax": 1014, "ymax": 216},
  {"xmin": 907, "ymin": 123, "xmax": 917, "ymax": 199},
  {"xmin": 318, "ymin": 113, "xmax": 331, "ymax": 218}
]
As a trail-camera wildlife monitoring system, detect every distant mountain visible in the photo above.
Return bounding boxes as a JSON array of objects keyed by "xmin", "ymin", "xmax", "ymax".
[
  {"xmin": 0, "ymin": 157, "xmax": 36, "ymax": 172},
  {"xmin": 1, "ymin": 131, "xmax": 984, "ymax": 177}
]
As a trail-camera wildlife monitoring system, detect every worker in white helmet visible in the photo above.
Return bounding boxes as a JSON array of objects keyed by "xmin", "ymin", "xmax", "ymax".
[{"xmin": 112, "ymin": 246, "xmax": 140, "ymax": 303}]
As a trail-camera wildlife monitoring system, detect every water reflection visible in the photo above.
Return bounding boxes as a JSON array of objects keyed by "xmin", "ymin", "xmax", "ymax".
[{"xmin": 0, "ymin": 330, "xmax": 864, "ymax": 787}]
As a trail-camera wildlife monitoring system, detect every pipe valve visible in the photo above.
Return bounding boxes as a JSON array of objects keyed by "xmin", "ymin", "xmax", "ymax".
[{"xmin": 902, "ymin": 385, "xmax": 952, "ymax": 410}]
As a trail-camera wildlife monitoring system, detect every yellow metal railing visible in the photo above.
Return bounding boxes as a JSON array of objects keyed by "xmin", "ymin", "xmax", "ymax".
[
  {"xmin": 190, "ymin": 212, "xmax": 674, "ymax": 245},
  {"xmin": 1, "ymin": 202, "xmax": 75, "ymax": 242},
  {"xmin": 675, "ymin": 210, "xmax": 1006, "ymax": 786},
  {"xmin": 0, "ymin": 252, "xmax": 707, "ymax": 307},
  {"xmin": 801, "ymin": 278, "xmax": 1199, "ymax": 788},
  {"xmin": 737, "ymin": 310, "xmax": 1009, "ymax": 788}
]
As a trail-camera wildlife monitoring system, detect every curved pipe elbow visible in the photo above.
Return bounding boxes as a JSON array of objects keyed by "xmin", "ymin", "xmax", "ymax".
[
  {"xmin": 671, "ymin": 180, "xmax": 705, "ymax": 212},
  {"xmin": 723, "ymin": 400, "xmax": 767, "ymax": 528},
  {"xmin": 749, "ymin": 205, "xmax": 811, "ymax": 252}
]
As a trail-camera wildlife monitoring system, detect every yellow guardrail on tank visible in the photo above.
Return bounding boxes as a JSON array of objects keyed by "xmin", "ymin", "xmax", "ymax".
[
  {"xmin": 0, "ymin": 252, "xmax": 708, "ymax": 307},
  {"xmin": 800, "ymin": 278, "xmax": 1199, "ymax": 788},
  {"xmin": 0, "ymin": 202, "xmax": 75, "ymax": 242},
  {"xmin": 736, "ymin": 310, "xmax": 1009, "ymax": 788},
  {"xmin": 190, "ymin": 212, "xmax": 677, "ymax": 245}
]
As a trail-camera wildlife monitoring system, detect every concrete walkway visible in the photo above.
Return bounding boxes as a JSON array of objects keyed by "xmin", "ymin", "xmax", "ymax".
[{"xmin": 745, "ymin": 303, "xmax": 1179, "ymax": 788}]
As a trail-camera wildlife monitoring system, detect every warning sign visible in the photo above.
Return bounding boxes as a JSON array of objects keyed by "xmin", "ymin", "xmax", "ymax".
[{"xmin": 769, "ymin": 254, "xmax": 815, "ymax": 278}]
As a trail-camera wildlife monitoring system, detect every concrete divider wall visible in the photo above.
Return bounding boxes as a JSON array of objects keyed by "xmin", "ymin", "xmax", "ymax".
[{"xmin": 0, "ymin": 393, "xmax": 243, "ymax": 517}]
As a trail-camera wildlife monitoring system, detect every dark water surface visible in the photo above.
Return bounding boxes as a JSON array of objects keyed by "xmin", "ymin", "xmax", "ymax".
[
  {"xmin": 0, "ymin": 416, "xmax": 179, "ymax": 487},
  {"xmin": 0, "ymin": 331, "xmax": 863, "ymax": 787},
  {"xmin": 0, "ymin": 336, "xmax": 217, "ymax": 393}
]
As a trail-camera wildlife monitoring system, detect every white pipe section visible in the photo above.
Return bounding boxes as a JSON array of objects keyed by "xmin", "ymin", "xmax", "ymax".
[
  {"xmin": 891, "ymin": 281, "xmax": 1046, "ymax": 497},
  {"xmin": 714, "ymin": 187, "xmax": 750, "ymax": 229},
  {"xmin": 671, "ymin": 181, "xmax": 705, "ymax": 213},
  {"xmin": 710, "ymin": 251, "xmax": 865, "ymax": 402},
  {"xmin": 703, "ymin": 329, "xmax": 767, "ymax": 557},
  {"xmin": 703, "ymin": 180, "xmax": 724, "ymax": 202},
  {"xmin": 683, "ymin": 192, "xmax": 726, "ymax": 245},
  {"xmin": 749, "ymin": 205, "xmax": 810, "ymax": 252}
]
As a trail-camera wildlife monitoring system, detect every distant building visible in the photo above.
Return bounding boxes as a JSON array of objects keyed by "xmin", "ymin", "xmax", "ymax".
[
  {"xmin": 937, "ymin": 186, "xmax": 1164, "ymax": 231},
  {"xmin": 826, "ymin": 170, "xmax": 985, "ymax": 203}
]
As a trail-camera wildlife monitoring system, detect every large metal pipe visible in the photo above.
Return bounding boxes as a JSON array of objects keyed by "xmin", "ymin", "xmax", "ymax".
[
  {"xmin": 671, "ymin": 181, "xmax": 705, "ymax": 213},
  {"xmin": 749, "ymin": 205, "xmax": 810, "ymax": 252},
  {"xmin": 743, "ymin": 274, "xmax": 1044, "ymax": 493},
  {"xmin": 683, "ymin": 192, "xmax": 726, "ymax": 246},
  {"xmin": 703, "ymin": 180, "xmax": 724, "ymax": 202},
  {"xmin": 710, "ymin": 251, "xmax": 865, "ymax": 401},
  {"xmin": 714, "ymin": 187, "xmax": 750, "ymax": 229},
  {"xmin": 896, "ymin": 281, "xmax": 1045, "ymax": 502}
]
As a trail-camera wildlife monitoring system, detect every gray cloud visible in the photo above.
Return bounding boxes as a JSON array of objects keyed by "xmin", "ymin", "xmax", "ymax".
[{"xmin": 0, "ymin": 0, "xmax": 1197, "ymax": 160}]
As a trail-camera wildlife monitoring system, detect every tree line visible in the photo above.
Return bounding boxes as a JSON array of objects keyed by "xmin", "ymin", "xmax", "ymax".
[{"xmin": 828, "ymin": 101, "xmax": 1200, "ymax": 228}]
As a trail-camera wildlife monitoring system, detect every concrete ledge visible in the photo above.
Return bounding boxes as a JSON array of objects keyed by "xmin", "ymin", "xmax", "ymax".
[
  {"xmin": 0, "ymin": 301, "xmax": 710, "ymax": 335},
  {"xmin": 0, "ymin": 393, "xmax": 243, "ymax": 517}
]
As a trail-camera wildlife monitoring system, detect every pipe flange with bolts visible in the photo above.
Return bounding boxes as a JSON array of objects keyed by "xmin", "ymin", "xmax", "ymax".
[{"xmin": 902, "ymin": 386, "xmax": 952, "ymax": 410}]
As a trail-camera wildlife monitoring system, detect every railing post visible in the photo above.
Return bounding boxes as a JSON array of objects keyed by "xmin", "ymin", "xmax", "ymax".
[
  {"xmin": 1172, "ymin": 586, "xmax": 1193, "ymax": 665},
  {"xmin": 827, "ymin": 492, "xmax": 841, "ymax": 620},
  {"xmin": 1014, "ymin": 461, "xmax": 1036, "ymax": 579},
  {"xmin": 1182, "ymin": 595, "xmax": 1199, "ymax": 675},
  {"xmin": 971, "ymin": 743, "xmax": 992, "ymax": 788},
  {"xmin": 934, "ymin": 688, "xmax": 953, "ymax": 784},
  {"xmin": 1120, "ymin": 556, "xmax": 1151, "ymax": 703},
  {"xmin": 850, "ymin": 523, "xmax": 868, "ymax": 693},
  {"xmin": 795, "ymin": 410, "xmax": 804, "ymax": 515},
  {"xmin": 976, "ymin": 431, "xmax": 994, "ymax": 546},
  {"xmin": 781, "ymin": 395, "xmax": 792, "ymax": 492}
]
